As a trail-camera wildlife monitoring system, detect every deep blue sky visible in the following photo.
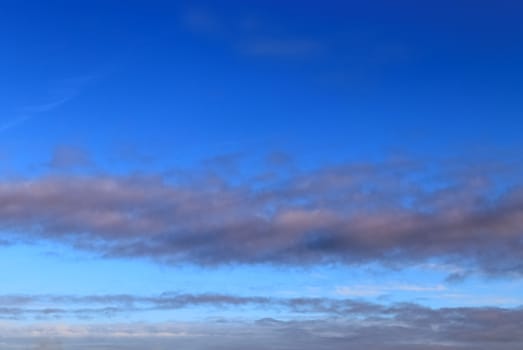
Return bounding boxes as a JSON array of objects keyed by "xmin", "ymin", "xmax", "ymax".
[
  {"xmin": 2, "ymin": 0, "xmax": 522, "ymax": 168},
  {"xmin": 0, "ymin": 1, "xmax": 523, "ymax": 349}
]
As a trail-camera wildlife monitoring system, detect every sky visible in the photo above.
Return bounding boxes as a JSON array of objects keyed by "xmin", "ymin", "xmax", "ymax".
[{"xmin": 1, "ymin": 0, "xmax": 523, "ymax": 349}]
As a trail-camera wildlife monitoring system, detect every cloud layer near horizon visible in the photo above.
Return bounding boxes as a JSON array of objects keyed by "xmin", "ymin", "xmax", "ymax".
[
  {"xmin": 1, "ymin": 154, "xmax": 522, "ymax": 276},
  {"xmin": 0, "ymin": 292, "xmax": 522, "ymax": 349}
]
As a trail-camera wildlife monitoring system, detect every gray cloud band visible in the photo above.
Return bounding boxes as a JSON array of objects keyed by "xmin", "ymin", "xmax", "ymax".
[{"xmin": 0, "ymin": 293, "xmax": 522, "ymax": 348}]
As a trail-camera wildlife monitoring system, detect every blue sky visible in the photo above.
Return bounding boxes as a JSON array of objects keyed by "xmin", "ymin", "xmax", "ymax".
[{"xmin": 1, "ymin": 1, "xmax": 523, "ymax": 349}]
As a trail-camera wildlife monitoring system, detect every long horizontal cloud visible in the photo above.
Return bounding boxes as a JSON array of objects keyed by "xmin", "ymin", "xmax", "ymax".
[
  {"xmin": 0, "ymin": 293, "xmax": 522, "ymax": 349},
  {"xmin": 0, "ymin": 292, "xmax": 383, "ymax": 319},
  {"xmin": 0, "ymin": 155, "xmax": 522, "ymax": 275}
]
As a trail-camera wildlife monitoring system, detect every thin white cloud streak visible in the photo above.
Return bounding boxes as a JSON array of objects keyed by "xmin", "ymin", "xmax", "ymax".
[
  {"xmin": 21, "ymin": 96, "xmax": 73, "ymax": 114},
  {"xmin": 0, "ymin": 116, "xmax": 31, "ymax": 133},
  {"xmin": 1, "ymin": 74, "xmax": 98, "ymax": 134},
  {"xmin": 0, "ymin": 99, "xmax": 67, "ymax": 134}
]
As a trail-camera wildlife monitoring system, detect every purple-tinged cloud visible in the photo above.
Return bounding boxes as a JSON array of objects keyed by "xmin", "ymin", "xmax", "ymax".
[
  {"xmin": 47, "ymin": 145, "xmax": 92, "ymax": 170},
  {"xmin": 0, "ymin": 156, "xmax": 522, "ymax": 275}
]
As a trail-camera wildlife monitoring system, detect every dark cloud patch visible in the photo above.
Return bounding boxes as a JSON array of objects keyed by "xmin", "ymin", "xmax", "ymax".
[{"xmin": 0, "ymin": 156, "xmax": 522, "ymax": 276}]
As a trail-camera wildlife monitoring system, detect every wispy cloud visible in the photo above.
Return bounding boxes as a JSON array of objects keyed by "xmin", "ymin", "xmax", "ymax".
[
  {"xmin": 180, "ymin": 7, "xmax": 325, "ymax": 59},
  {"xmin": 180, "ymin": 8, "xmax": 222, "ymax": 34},
  {"xmin": 0, "ymin": 75, "xmax": 98, "ymax": 134},
  {"xmin": 4, "ymin": 96, "xmax": 74, "ymax": 134},
  {"xmin": 0, "ymin": 293, "xmax": 522, "ymax": 349},
  {"xmin": 0, "ymin": 116, "xmax": 32, "ymax": 133},
  {"xmin": 335, "ymin": 284, "xmax": 446, "ymax": 297},
  {"xmin": 46, "ymin": 145, "xmax": 93, "ymax": 170},
  {"xmin": 20, "ymin": 96, "xmax": 74, "ymax": 114},
  {"xmin": 242, "ymin": 38, "xmax": 324, "ymax": 57}
]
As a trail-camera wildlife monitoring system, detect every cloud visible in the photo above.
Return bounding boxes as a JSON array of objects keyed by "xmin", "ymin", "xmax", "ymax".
[
  {"xmin": 47, "ymin": 146, "xmax": 92, "ymax": 170},
  {"xmin": 0, "ymin": 155, "xmax": 522, "ymax": 276},
  {"xmin": 180, "ymin": 8, "xmax": 223, "ymax": 35},
  {"xmin": 0, "ymin": 293, "xmax": 522, "ymax": 349},
  {"xmin": 1, "ymin": 74, "xmax": 99, "ymax": 134},
  {"xmin": 0, "ymin": 292, "xmax": 375, "ymax": 320},
  {"xmin": 179, "ymin": 6, "xmax": 325, "ymax": 59},
  {"xmin": 242, "ymin": 38, "xmax": 324, "ymax": 57},
  {"xmin": 335, "ymin": 283, "xmax": 446, "ymax": 297},
  {"xmin": 0, "ymin": 116, "xmax": 32, "ymax": 133},
  {"xmin": 21, "ymin": 97, "xmax": 73, "ymax": 114}
]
